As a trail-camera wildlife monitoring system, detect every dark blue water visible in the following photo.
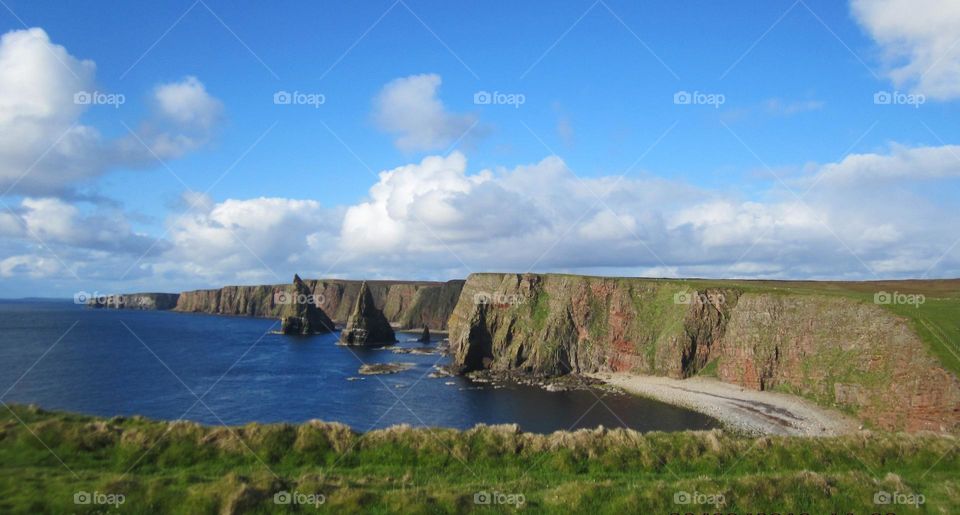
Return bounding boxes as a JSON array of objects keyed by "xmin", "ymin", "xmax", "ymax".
[{"xmin": 0, "ymin": 301, "xmax": 717, "ymax": 433}]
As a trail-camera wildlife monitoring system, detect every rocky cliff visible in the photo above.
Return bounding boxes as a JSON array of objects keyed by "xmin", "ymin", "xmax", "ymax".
[
  {"xmin": 449, "ymin": 273, "xmax": 960, "ymax": 432},
  {"xmin": 87, "ymin": 293, "xmax": 180, "ymax": 310},
  {"xmin": 339, "ymin": 282, "xmax": 397, "ymax": 345},
  {"xmin": 278, "ymin": 275, "xmax": 335, "ymax": 335},
  {"xmin": 306, "ymin": 279, "xmax": 464, "ymax": 330},
  {"xmin": 171, "ymin": 279, "xmax": 464, "ymax": 330}
]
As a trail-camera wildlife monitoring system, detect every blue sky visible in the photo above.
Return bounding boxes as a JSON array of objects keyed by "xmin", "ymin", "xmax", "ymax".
[{"xmin": 0, "ymin": 0, "xmax": 959, "ymax": 297}]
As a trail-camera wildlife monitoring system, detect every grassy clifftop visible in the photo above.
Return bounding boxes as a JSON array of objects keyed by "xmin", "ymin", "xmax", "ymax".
[
  {"xmin": 0, "ymin": 405, "xmax": 956, "ymax": 513},
  {"xmin": 449, "ymin": 274, "xmax": 960, "ymax": 432}
]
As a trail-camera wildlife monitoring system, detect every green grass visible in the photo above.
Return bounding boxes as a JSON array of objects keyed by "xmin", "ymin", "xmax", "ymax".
[
  {"xmin": 697, "ymin": 358, "xmax": 719, "ymax": 377},
  {"xmin": 529, "ymin": 290, "xmax": 550, "ymax": 332},
  {"xmin": 1, "ymin": 405, "xmax": 957, "ymax": 514},
  {"xmin": 886, "ymin": 296, "xmax": 960, "ymax": 377}
]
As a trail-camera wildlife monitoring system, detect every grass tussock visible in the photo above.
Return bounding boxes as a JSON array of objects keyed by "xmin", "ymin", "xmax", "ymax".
[{"xmin": 0, "ymin": 405, "xmax": 957, "ymax": 513}]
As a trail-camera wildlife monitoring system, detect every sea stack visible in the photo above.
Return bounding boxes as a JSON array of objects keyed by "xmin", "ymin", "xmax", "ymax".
[
  {"xmin": 417, "ymin": 326, "xmax": 430, "ymax": 343},
  {"xmin": 279, "ymin": 274, "xmax": 335, "ymax": 335},
  {"xmin": 339, "ymin": 281, "xmax": 396, "ymax": 345}
]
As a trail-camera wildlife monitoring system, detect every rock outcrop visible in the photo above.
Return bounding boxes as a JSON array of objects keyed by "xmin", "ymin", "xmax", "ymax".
[
  {"xmin": 339, "ymin": 282, "xmax": 396, "ymax": 346},
  {"xmin": 278, "ymin": 275, "xmax": 334, "ymax": 335},
  {"xmin": 417, "ymin": 326, "xmax": 430, "ymax": 343},
  {"xmin": 448, "ymin": 273, "xmax": 960, "ymax": 433},
  {"xmin": 87, "ymin": 293, "xmax": 180, "ymax": 310}
]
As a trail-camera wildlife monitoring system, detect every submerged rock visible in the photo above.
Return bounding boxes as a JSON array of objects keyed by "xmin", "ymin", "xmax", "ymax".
[
  {"xmin": 417, "ymin": 326, "xmax": 431, "ymax": 343},
  {"xmin": 392, "ymin": 347, "xmax": 439, "ymax": 356},
  {"xmin": 279, "ymin": 274, "xmax": 335, "ymax": 335},
  {"xmin": 339, "ymin": 281, "xmax": 397, "ymax": 345},
  {"xmin": 358, "ymin": 363, "xmax": 414, "ymax": 375}
]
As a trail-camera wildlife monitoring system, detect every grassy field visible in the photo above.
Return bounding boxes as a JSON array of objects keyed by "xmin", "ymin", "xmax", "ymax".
[{"xmin": 0, "ymin": 405, "xmax": 956, "ymax": 514}]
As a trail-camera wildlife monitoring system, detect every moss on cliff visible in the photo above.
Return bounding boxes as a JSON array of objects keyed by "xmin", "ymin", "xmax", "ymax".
[
  {"xmin": 450, "ymin": 274, "xmax": 960, "ymax": 433},
  {"xmin": 450, "ymin": 274, "xmax": 733, "ymax": 378}
]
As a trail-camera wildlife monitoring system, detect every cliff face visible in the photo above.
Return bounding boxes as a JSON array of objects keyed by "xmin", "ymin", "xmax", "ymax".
[
  {"xmin": 172, "ymin": 279, "xmax": 464, "ymax": 330},
  {"xmin": 306, "ymin": 279, "xmax": 464, "ymax": 330},
  {"xmin": 449, "ymin": 273, "xmax": 960, "ymax": 432},
  {"xmin": 339, "ymin": 282, "xmax": 397, "ymax": 345},
  {"xmin": 449, "ymin": 273, "xmax": 733, "ymax": 377},
  {"xmin": 87, "ymin": 293, "xmax": 180, "ymax": 310},
  {"xmin": 279, "ymin": 275, "xmax": 335, "ymax": 335},
  {"xmin": 717, "ymin": 294, "xmax": 960, "ymax": 432}
]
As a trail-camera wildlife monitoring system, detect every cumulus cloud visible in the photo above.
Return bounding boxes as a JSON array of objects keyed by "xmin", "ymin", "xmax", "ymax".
[
  {"xmin": 852, "ymin": 0, "xmax": 960, "ymax": 100},
  {"xmin": 373, "ymin": 74, "xmax": 478, "ymax": 152},
  {"xmin": 341, "ymin": 152, "xmax": 573, "ymax": 259},
  {"xmin": 334, "ymin": 147, "xmax": 960, "ymax": 278},
  {"xmin": 5, "ymin": 197, "xmax": 159, "ymax": 254},
  {"xmin": 161, "ymin": 194, "xmax": 340, "ymax": 283},
  {"xmin": 0, "ymin": 28, "xmax": 223, "ymax": 196},
  {"xmin": 154, "ymin": 76, "xmax": 222, "ymax": 129},
  {"xmin": 3, "ymin": 145, "xmax": 960, "ymax": 288},
  {"xmin": 0, "ymin": 195, "xmax": 169, "ymax": 286},
  {"xmin": 0, "ymin": 27, "xmax": 101, "ymax": 195},
  {"xmin": 136, "ymin": 76, "xmax": 224, "ymax": 158}
]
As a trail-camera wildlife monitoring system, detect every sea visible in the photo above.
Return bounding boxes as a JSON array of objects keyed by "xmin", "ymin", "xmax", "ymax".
[{"xmin": 0, "ymin": 300, "xmax": 718, "ymax": 433}]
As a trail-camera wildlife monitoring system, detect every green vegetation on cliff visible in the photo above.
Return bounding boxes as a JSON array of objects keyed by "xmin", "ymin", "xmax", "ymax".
[
  {"xmin": 450, "ymin": 274, "xmax": 960, "ymax": 433},
  {"xmin": 686, "ymin": 277, "xmax": 960, "ymax": 378},
  {"xmin": 0, "ymin": 405, "xmax": 956, "ymax": 514}
]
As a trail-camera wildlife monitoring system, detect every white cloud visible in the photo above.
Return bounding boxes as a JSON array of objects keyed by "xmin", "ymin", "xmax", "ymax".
[
  {"xmin": 809, "ymin": 143, "xmax": 960, "ymax": 185},
  {"xmin": 669, "ymin": 200, "xmax": 827, "ymax": 249},
  {"xmin": 341, "ymin": 152, "xmax": 562, "ymax": 258},
  {"xmin": 154, "ymin": 76, "xmax": 222, "ymax": 129},
  {"xmin": 373, "ymin": 74, "xmax": 477, "ymax": 152},
  {"xmin": 162, "ymin": 195, "xmax": 339, "ymax": 282},
  {"xmin": 0, "ymin": 27, "xmax": 101, "ymax": 195},
  {"xmin": 0, "ymin": 255, "xmax": 60, "ymax": 278},
  {"xmin": 332, "ymin": 147, "xmax": 960, "ymax": 278},
  {"xmin": 0, "ymin": 28, "xmax": 223, "ymax": 196},
  {"xmin": 578, "ymin": 211, "xmax": 636, "ymax": 240},
  {"xmin": 852, "ymin": 0, "xmax": 960, "ymax": 100},
  {"xmin": 123, "ymin": 76, "xmax": 224, "ymax": 160},
  {"xmin": 3, "ymin": 145, "xmax": 960, "ymax": 288},
  {"xmin": 10, "ymin": 197, "xmax": 158, "ymax": 254}
]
